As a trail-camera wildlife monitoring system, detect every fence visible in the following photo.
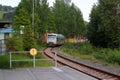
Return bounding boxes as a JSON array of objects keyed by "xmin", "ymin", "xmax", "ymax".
[{"xmin": 9, "ymin": 51, "xmax": 58, "ymax": 68}]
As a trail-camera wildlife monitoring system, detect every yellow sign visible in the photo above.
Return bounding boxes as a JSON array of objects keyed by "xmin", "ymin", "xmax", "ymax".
[{"xmin": 30, "ymin": 48, "xmax": 37, "ymax": 56}]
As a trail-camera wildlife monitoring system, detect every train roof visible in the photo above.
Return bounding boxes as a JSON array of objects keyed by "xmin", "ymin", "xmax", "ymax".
[{"xmin": 48, "ymin": 33, "xmax": 65, "ymax": 37}]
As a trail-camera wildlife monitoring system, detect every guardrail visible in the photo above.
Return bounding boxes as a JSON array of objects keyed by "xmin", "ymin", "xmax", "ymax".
[{"xmin": 9, "ymin": 51, "xmax": 56, "ymax": 68}]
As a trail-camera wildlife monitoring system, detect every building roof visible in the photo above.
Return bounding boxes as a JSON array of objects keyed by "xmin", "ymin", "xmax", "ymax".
[{"xmin": 0, "ymin": 27, "xmax": 12, "ymax": 33}]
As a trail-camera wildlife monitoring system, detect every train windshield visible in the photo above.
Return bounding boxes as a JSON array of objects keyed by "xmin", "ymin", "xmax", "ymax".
[{"xmin": 48, "ymin": 35, "xmax": 56, "ymax": 40}]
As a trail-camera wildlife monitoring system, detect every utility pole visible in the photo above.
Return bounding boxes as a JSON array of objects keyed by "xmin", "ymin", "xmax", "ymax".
[{"xmin": 32, "ymin": 0, "xmax": 35, "ymax": 37}]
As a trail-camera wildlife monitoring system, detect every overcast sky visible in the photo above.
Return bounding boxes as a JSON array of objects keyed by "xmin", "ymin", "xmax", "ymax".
[{"xmin": 0, "ymin": 0, "xmax": 98, "ymax": 21}]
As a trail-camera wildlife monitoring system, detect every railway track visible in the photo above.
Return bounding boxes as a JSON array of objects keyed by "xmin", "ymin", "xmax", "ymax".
[{"xmin": 43, "ymin": 47, "xmax": 120, "ymax": 80}]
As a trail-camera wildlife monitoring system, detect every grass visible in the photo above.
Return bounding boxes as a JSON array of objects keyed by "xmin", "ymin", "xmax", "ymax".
[
  {"xmin": 60, "ymin": 42, "xmax": 120, "ymax": 67},
  {"xmin": 0, "ymin": 53, "xmax": 53, "ymax": 69},
  {"xmin": 61, "ymin": 42, "xmax": 94, "ymax": 60}
]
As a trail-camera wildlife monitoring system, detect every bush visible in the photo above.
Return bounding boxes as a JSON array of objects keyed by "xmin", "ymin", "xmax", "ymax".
[
  {"xmin": 6, "ymin": 36, "xmax": 23, "ymax": 52},
  {"xmin": 79, "ymin": 42, "xmax": 93, "ymax": 54},
  {"xmin": 105, "ymin": 49, "xmax": 120, "ymax": 65},
  {"xmin": 62, "ymin": 42, "xmax": 120, "ymax": 66},
  {"xmin": 94, "ymin": 48, "xmax": 120, "ymax": 65},
  {"xmin": 61, "ymin": 42, "xmax": 94, "ymax": 56},
  {"xmin": 0, "ymin": 55, "xmax": 9, "ymax": 69}
]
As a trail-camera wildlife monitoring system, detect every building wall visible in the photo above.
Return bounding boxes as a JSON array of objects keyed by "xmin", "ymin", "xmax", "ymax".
[{"xmin": 0, "ymin": 33, "xmax": 4, "ymax": 40}]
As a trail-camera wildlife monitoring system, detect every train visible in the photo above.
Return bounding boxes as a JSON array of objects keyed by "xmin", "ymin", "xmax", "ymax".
[{"xmin": 46, "ymin": 33, "xmax": 65, "ymax": 47}]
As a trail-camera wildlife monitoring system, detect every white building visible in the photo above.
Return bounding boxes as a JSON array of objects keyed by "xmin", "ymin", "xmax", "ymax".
[{"xmin": 0, "ymin": 27, "xmax": 12, "ymax": 55}]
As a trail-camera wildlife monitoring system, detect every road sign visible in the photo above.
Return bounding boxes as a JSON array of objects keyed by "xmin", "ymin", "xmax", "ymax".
[{"xmin": 30, "ymin": 48, "xmax": 37, "ymax": 56}]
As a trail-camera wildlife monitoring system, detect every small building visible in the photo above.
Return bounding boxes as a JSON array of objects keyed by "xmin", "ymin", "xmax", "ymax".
[
  {"xmin": 0, "ymin": 27, "xmax": 12, "ymax": 55},
  {"xmin": 0, "ymin": 27, "xmax": 12, "ymax": 40},
  {"xmin": 0, "ymin": 20, "xmax": 12, "ymax": 55}
]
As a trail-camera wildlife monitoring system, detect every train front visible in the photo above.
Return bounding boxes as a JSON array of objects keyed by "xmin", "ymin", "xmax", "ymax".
[{"xmin": 47, "ymin": 33, "xmax": 57, "ymax": 47}]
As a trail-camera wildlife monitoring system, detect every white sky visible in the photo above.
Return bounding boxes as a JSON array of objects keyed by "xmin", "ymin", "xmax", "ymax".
[{"xmin": 0, "ymin": 0, "xmax": 98, "ymax": 21}]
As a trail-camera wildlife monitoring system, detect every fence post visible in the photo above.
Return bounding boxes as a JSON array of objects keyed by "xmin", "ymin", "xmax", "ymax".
[
  {"xmin": 10, "ymin": 52, "xmax": 12, "ymax": 68},
  {"xmin": 33, "ymin": 56, "xmax": 36, "ymax": 68},
  {"xmin": 55, "ymin": 52, "xmax": 57, "ymax": 67}
]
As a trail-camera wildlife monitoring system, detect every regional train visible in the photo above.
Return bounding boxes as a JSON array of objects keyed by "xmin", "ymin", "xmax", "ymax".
[{"xmin": 47, "ymin": 33, "xmax": 65, "ymax": 47}]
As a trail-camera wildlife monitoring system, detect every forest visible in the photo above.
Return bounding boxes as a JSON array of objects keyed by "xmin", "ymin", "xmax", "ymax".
[{"xmin": 2, "ymin": 0, "xmax": 120, "ymax": 51}]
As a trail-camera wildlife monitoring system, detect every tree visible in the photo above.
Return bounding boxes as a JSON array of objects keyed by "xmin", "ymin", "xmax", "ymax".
[
  {"xmin": 23, "ymin": 25, "xmax": 37, "ymax": 51},
  {"xmin": 87, "ymin": 4, "xmax": 105, "ymax": 47},
  {"xmin": 53, "ymin": 0, "xmax": 86, "ymax": 38},
  {"xmin": 13, "ymin": 8, "xmax": 30, "ymax": 35},
  {"xmin": 13, "ymin": 7, "xmax": 36, "ymax": 51},
  {"xmin": 88, "ymin": 0, "xmax": 120, "ymax": 48}
]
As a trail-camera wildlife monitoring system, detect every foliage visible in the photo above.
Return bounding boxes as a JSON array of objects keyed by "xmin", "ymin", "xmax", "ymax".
[
  {"xmin": 0, "ymin": 55, "xmax": 9, "ymax": 69},
  {"xmin": 12, "ymin": 0, "xmax": 86, "ymax": 51},
  {"xmin": 37, "ymin": 0, "xmax": 56, "ymax": 34},
  {"xmin": 13, "ymin": 4, "xmax": 36, "ymax": 51},
  {"xmin": 88, "ymin": 0, "xmax": 120, "ymax": 48},
  {"xmin": 23, "ymin": 25, "xmax": 37, "ymax": 51},
  {"xmin": 53, "ymin": 0, "xmax": 86, "ymax": 38},
  {"xmin": 14, "ymin": 0, "xmax": 55, "ymax": 42},
  {"xmin": 61, "ymin": 42, "xmax": 93, "ymax": 55},
  {"xmin": 6, "ymin": 36, "xmax": 23, "ymax": 51},
  {"xmin": 94, "ymin": 48, "xmax": 120, "ymax": 65},
  {"xmin": 61, "ymin": 42, "xmax": 120, "ymax": 65}
]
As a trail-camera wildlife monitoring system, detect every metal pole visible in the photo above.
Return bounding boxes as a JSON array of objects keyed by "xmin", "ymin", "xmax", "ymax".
[
  {"xmin": 33, "ymin": 56, "xmax": 35, "ymax": 68},
  {"xmin": 32, "ymin": 0, "xmax": 35, "ymax": 37},
  {"xmin": 55, "ymin": 52, "xmax": 57, "ymax": 67},
  {"xmin": 10, "ymin": 52, "xmax": 12, "ymax": 68},
  {"xmin": 0, "ymin": 40, "xmax": 1, "ymax": 55},
  {"xmin": 1, "ymin": 40, "xmax": 3, "ymax": 55}
]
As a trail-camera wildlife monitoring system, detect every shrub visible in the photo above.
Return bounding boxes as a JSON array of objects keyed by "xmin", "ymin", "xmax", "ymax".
[
  {"xmin": 94, "ymin": 48, "xmax": 120, "ymax": 65},
  {"xmin": 61, "ymin": 42, "xmax": 93, "ymax": 55},
  {"xmin": 79, "ymin": 42, "xmax": 93, "ymax": 54},
  {"xmin": 0, "ymin": 55, "xmax": 9, "ymax": 69},
  {"xmin": 105, "ymin": 49, "xmax": 120, "ymax": 65},
  {"xmin": 6, "ymin": 37, "xmax": 23, "ymax": 52}
]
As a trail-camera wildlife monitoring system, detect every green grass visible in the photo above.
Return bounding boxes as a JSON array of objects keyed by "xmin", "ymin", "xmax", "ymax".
[
  {"xmin": 0, "ymin": 53, "xmax": 53, "ymax": 69},
  {"xmin": 0, "ymin": 55, "xmax": 9, "ymax": 69},
  {"xmin": 61, "ymin": 42, "xmax": 94, "ymax": 60},
  {"xmin": 60, "ymin": 42, "xmax": 120, "ymax": 67}
]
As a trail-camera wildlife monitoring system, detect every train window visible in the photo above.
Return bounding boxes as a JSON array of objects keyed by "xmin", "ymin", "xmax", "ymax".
[{"xmin": 48, "ymin": 35, "xmax": 56, "ymax": 40}]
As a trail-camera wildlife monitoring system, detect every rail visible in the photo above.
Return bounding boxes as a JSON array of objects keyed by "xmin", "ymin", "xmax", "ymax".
[{"xmin": 44, "ymin": 47, "xmax": 120, "ymax": 80}]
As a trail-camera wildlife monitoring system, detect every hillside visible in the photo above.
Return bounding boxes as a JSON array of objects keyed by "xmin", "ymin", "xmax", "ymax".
[{"xmin": 0, "ymin": 5, "xmax": 15, "ymax": 20}]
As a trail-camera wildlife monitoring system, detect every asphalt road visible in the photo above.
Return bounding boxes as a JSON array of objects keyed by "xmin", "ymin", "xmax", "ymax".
[{"xmin": 0, "ymin": 66, "xmax": 97, "ymax": 80}]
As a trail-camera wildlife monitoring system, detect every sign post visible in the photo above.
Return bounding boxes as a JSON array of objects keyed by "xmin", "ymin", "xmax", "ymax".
[{"xmin": 30, "ymin": 48, "xmax": 37, "ymax": 68}]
